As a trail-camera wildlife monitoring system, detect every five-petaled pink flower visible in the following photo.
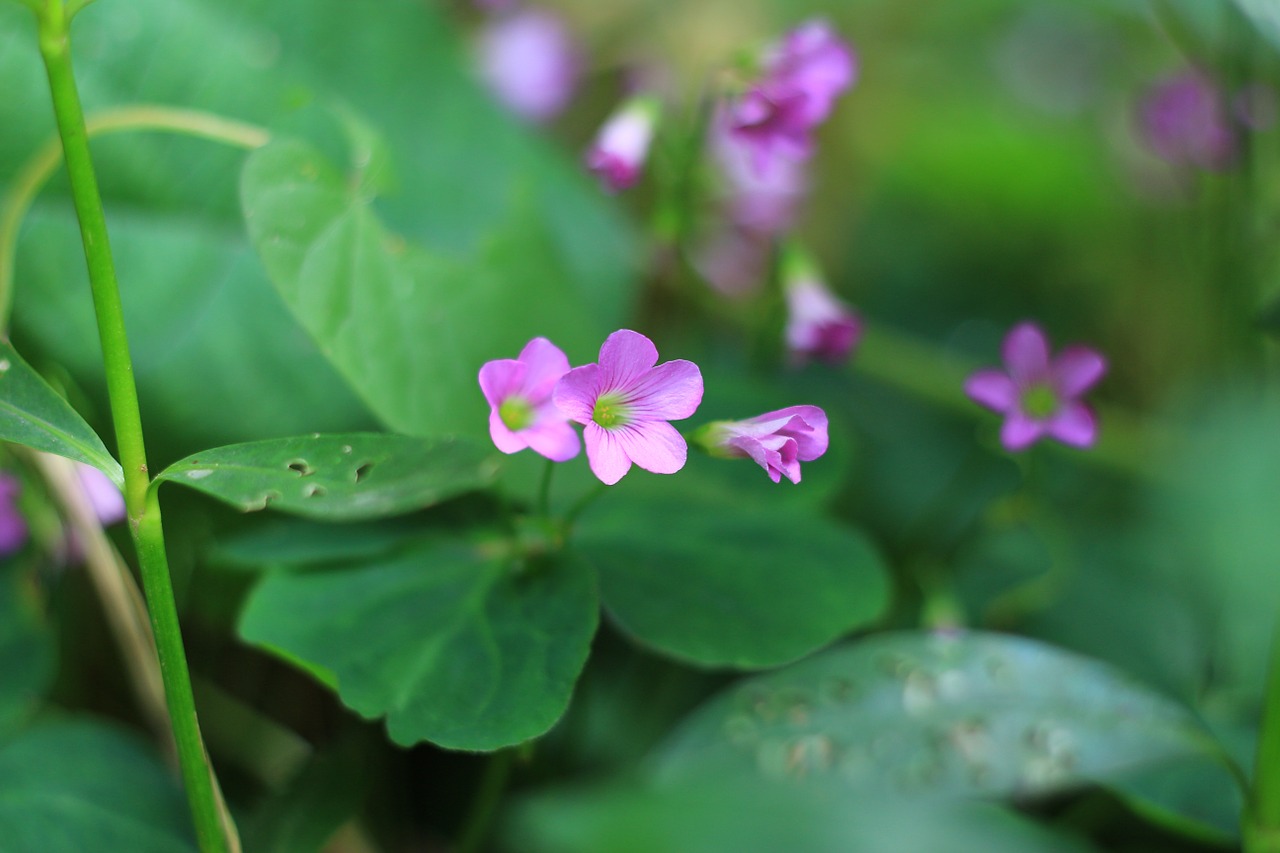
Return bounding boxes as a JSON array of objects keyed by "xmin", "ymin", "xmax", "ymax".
[
  {"xmin": 479, "ymin": 337, "xmax": 580, "ymax": 462},
  {"xmin": 553, "ymin": 329, "xmax": 704, "ymax": 485},
  {"xmin": 586, "ymin": 96, "xmax": 660, "ymax": 193},
  {"xmin": 965, "ymin": 322, "xmax": 1107, "ymax": 452},
  {"xmin": 694, "ymin": 406, "xmax": 829, "ymax": 483}
]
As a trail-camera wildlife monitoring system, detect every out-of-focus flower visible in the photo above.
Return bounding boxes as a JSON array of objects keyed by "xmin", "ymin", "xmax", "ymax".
[
  {"xmin": 1138, "ymin": 70, "xmax": 1235, "ymax": 171},
  {"xmin": 693, "ymin": 226, "xmax": 770, "ymax": 297},
  {"xmin": 0, "ymin": 474, "xmax": 28, "ymax": 556},
  {"xmin": 723, "ymin": 19, "xmax": 856, "ymax": 176},
  {"xmin": 476, "ymin": 9, "xmax": 579, "ymax": 123},
  {"xmin": 965, "ymin": 321, "xmax": 1106, "ymax": 452},
  {"xmin": 586, "ymin": 96, "xmax": 661, "ymax": 192},
  {"xmin": 692, "ymin": 405, "xmax": 829, "ymax": 483},
  {"xmin": 553, "ymin": 329, "xmax": 703, "ymax": 485},
  {"xmin": 479, "ymin": 337, "xmax": 580, "ymax": 462},
  {"xmin": 711, "ymin": 109, "xmax": 809, "ymax": 234},
  {"xmin": 783, "ymin": 247, "xmax": 862, "ymax": 365},
  {"xmin": 75, "ymin": 463, "xmax": 125, "ymax": 526}
]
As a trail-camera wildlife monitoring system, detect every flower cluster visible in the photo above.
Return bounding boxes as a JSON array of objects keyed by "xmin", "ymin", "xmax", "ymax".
[{"xmin": 479, "ymin": 331, "xmax": 830, "ymax": 484}]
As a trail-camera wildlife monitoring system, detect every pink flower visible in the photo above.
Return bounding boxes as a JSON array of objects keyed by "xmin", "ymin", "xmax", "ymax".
[
  {"xmin": 586, "ymin": 96, "xmax": 660, "ymax": 192},
  {"xmin": 711, "ymin": 108, "xmax": 809, "ymax": 235},
  {"xmin": 1138, "ymin": 70, "xmax": 1235, "ymax": 171},
  {"xmin": 552, "ymin": 330, "xmax": 703, "ymax": 485},
  {"xmin": 965, "ymin": 322, "xmax": 1107, "ymax": 452},
  {"xmin": 476, "ymin": 9, "xmax": 580, "ymax": 123},
  {"xmin": 783, "ymin": 249, "xmax": 862, "ymax": 364},
  {"xmin": 693, "ymin": 406, "xmax": 829, "ymax": 483},
  {"xmin": 0, "ymin": 474, "xmax": 27, "ymax": 556},
  {"xmin": 479, "ymin": 337, "xmax": 580, "ymax": 461},
  {"xmin": 76, "ymin": 462, "xmax": 125, "ymax": 526},
  {"xmin": 724, "ymin": 19, "xmax": 857, "ymax": 176}
]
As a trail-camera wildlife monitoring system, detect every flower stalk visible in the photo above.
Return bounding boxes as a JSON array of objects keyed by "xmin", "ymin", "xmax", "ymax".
[
  {"xmin": 33, "ymin": 2, "xmax": 233, "ymax": 850},
  {"xmin": 1246, "ymin": 622, "xmax": 1280, "ymax": 853}
]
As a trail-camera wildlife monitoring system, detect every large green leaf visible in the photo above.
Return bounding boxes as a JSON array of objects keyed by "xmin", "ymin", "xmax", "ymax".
[
  {"xmin": 0, "ymin": 561, "xmax": 54, "ymax": 738},
  {"xmin": 0, "ymin": 341, "xmax": 121, "ymax": 486},
  {"xmin": 576, "ymin": 494, "xmax": 889, "ymax": 668},
  {"xmin": 651, "ymin": 631, "xmax": 1224, "ymax": 799},
  {"xmin": 154, "ymin": 433, "xmax": 497, "ymax": 520},
  {"xmin": 238, "ymin": 541, "xmax": 598, "ymax": 750},
  {"xmin": 0, "ymin": 719, "xmax": 196, "ymax": 853},
  {"xmin": 240, "ymin": 136, "xmax": 614, "ymax": 440}
]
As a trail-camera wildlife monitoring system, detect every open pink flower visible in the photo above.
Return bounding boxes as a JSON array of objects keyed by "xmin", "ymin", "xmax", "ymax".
[
  {"xmin": 694, "ymin": 406, "xmax": 828, "ymax": 483},
  {"xmin": 552, "ymin": 330, "xmax": 703, "ymax": 485},
  {"xmin": 586, "ymin": 96, "xmax": 660, "ymax": 192},
  {"xmin": 965, "ymin": 322, "xmax": 1106, "ymax": 452},
  {"xmin": 479, "ymin": 337, "xmax": 580, "ymax": 461}
]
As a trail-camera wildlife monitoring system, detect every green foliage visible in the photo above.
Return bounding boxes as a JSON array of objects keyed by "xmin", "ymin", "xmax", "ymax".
[
  {"xmin": 0, "ymin": 561, "xmax": 54, "ymax": 738},
  {"xmin": 238, "ymin": 541, "xmax": 598, "ymax": 751},
  {"xmin": 578, "ymin": 493, "xmax": 890, "ymax": 668},
  {"xmin": 0, "ymin": 341, "xmax": 121, "ymax": 486},
  {"xmin": 0, "ymin": 719, "xmax": 196, "ymax": 853},
  {"xmin": 154, "ymin": 433, "xmax": 497, "ymax": 519}
]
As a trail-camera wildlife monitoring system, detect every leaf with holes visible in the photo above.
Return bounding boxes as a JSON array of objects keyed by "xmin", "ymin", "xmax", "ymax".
[
  {"xmin": 651, "ymin": 631, "xmax": 1226, "ymax": 801},
  {"xmin": 153, "ymin": 433, "xmax": 497, "ymax": 520},
  {"xmin": 0, "ymin": 342, "xmax": 122, "ymax": 488},
  {"xmin": 238, "ymin": 540, "xmax": 598, "ymax": 750}
]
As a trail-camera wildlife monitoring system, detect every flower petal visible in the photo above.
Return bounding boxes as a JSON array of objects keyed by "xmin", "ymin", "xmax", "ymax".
[
  {"xmin": 613, "ymin": 420, "xmax": 688, "ymax": 475},
  {"xmin": 1052, "ymin": 346, "xmax": 1107, "ymax": 397},
  {"xmin": 584, "ymin": 423, "xmax": 632, "ymax": 485},
  {"xmin": 489, "ymin": 410, "xmax": 530, "ymax": 455},
  {"xmin": 597, "ymin": 329, "xmax": 659, "ymax": 391},
  {"xmin": 964, "ymin": 370, "xmax": 1018, "ymax": 413},
  {"xmin": 1046, "ymin": 401, "xmax": 1098, "ymax": 448},
  {"xmin": 552, "ymin": 364, "xmax": 601, "ymax": 424},
  {"xmin": 1000, "ymin": 411, "xmax": 1046, "ymax": 452},
  {"xmin": 627, "ymin": 359, "xmax": 704, "ymax": 420},
  {"xmin": 518, "ymin": 337, "xmax": 573, "ymax": 399},
  {"xmin": 478, "ymin": 359, "xmax": 526, "ymax": 409},
  {"xmin": 1002, "ymin": 322, "xmax": 1050, "ymax": 384},
  {"xmin": 523, "ymin": 418, "xmax": 581, "ymax": 462}
]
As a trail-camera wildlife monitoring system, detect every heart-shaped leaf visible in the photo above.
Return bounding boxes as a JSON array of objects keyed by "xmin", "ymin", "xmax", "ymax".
[
  {"xmin": 0, "ymin": 342, "xmax": 121, "ymax": 487},
  {"xmin": 154, "ymin": 433, "xmax": 497, "ymax": 520},
  {"xmin": 238, "ymin": 540, "xmax": 598, "ymax": 750}
]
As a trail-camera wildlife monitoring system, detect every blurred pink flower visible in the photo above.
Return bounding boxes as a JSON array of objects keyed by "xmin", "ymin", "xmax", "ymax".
[
  {"xmin": 694, "ymin": 405, "xmax": 829, "ymax": 483},
  {"xmin": 76, "ymin": 463, "xmax": 125, "ymax": 526},
  {"xmin": 586, "ymin": 96, "xmax": 660, "ymax": 192},
  {"xmin": 479, "ymin": 337, "xmax": 580, "ymax": 462},
  {"xmin": 477, "ymin": 9, "xmax": 580, "ymax": 123},
  {"xmin": 0, "ymin": 474, "xmax": 27, "ymax": 556},
  {"xmin": 553, "ymin": 330, "xmax": 703, "ymax": 485},
  {"xmin": 965, "ymin": 322, "xmax": 1106, "ymax": 452},
  {"xmin": 783, "ymin": 249, "xmax": 862, "ymax": 365},
  {"xmin": 1138, "ymin": 70, "xmax": 1235, "ymax": 171}
]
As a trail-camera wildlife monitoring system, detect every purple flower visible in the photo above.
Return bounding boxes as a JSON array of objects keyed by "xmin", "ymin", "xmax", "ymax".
[
  {"xmin": 553, "ymin": 330, "xmax": 703, "ymax": 485},
  {"xmin": 711, "ymin": 107, "xmax": 809, "ymax": 235},
  {"xmin": 76, "ymin": 462, "xmax": 125, "ymax": 526},
  {"xmin": 479, "ymin": 337, "xmax": 580, "ymax": 462},
  {"xmin": 476, "ymin": 9, "xmax": 580, "ymax": 123},
  {"xmin": 1138, "ymin": 70, "xmax": 1235, "ymax": 171},
  {"xmin": 965, "ymin": 322, "xmax": 1106, "ymax": 452},
  {"xmin": 724, "ymin": 19, "xmax": 857, "ymax": 176},
  {"xmin": 0, "ymin": 474, "xmax": 27, "ymax": 556},
  {"xmin": 586, "ymin": 96, "xmax": 660, "ymax": 192},
  {"xmin": 783, "ymin": 248, "xmax": 862, "ymax": 364},
  {"xmin": 694, "ymin": 406, "xmax": 829, "ymax": 484}
]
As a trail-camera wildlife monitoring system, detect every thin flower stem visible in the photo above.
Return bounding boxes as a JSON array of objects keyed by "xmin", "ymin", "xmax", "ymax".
[
  {"xmin": 562, "ymin": 481, "xmax": 608, "ymax": 532},
  {"xmin": 455, "ymin": 749, "xmax": 515, "ymax": 853},
  {"xmin": 34, "ymin": 3, "xmax": 233, "ymax": 851},
  {"xmin": 1246, "ymin": 623, "xmax": 1280, "ymax": 852},
  {"xmin": 0, "ymin": 104, "xmax": 269, "ymax": 335},
  {"xmin": 536, "ymin": 457, "xmax": 555, "ymax": 518}
]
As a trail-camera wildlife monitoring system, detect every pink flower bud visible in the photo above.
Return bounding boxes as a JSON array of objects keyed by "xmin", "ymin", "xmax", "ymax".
[
  {"xmin": 693, "ymin": 406, "xmax": 829, "ymax": 484},
  {"xmin": 585, "ymin": 96, "xmax": 660, "ymax": 192}
]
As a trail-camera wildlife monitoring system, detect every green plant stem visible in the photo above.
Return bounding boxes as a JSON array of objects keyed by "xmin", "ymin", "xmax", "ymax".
[
  {"xmin": 456, "ymin": 749, "xmax": 515, "ymax": 853},
  {"xmin": 35, "ymin": 3, "xmax": 231, "ymax": 851},
  {"xmin": 1246, "ymin": 624, "xmax": 1280, "ymax": 852},
  {"xmin": 536, "ymin": 457, "xmax": 554, "ymax": 518}
]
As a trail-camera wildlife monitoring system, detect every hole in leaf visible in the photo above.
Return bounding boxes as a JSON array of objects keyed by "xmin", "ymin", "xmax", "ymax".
[
  {"xmin": 303, "ymin": 484, "xmax": 327, "ymax": 498},
  {"xmin": 286, "ymin": 459, "xmax": 313, "ymax": 476},
  {"xmin": 354, "ymin": 462, "xmax": 374, "ymax": 483}
]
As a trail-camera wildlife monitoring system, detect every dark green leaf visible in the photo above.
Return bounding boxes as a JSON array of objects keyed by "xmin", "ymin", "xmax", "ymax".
[
  {"xmin": 0, "ymin": 342, "xmax": 121, "ymax": 487},
  {"xmin": 652, "ymin": 631, "xmax": 1224, "ymax": 800},
  {"xmin": 0, "ymin": 719, "xmax": 196, "ymax": 852},
  {"xmin": 155, "ymin": 433, "xmax": 498, "ymax": 520},
  {"xmin": 0, "ymin": 561, "xmax": 54, "ymax": 737},
  {"xmin": 577, "ymin": 495, "xmax": 889, "ymax": 668},
  {"xmin": 238, "ymin": 541, "xmax": 598, "ymax": 750}
]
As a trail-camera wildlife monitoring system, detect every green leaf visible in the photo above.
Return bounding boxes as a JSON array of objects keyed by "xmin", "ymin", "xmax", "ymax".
[
  {"xmin": 240, "ymin": 136, "xmax": 621, "ymax": 440},
  {"xmin": 1234, "ymin": 0, "xmax": 1280, "ymax": 52},
  {"xmin": 154, "ymin": 433, "xmax": 497, "ymax": 520},
  {"xmin": 577, "ymin": 495, "xmax": 889, "ymax": 668},
  {"xmin": 0, "ymin": 561, "xmax": 54, "ymax": 738},
  {"xmin": 0, "ymin": 719, "xmax": 196, "ymax": 852},
  {"xmin": 0, "ymin": 342, "xmax": 121, "ymax": 487},
  {"xmin": 651, "ymin": 631, "xmax": 1224, "ymax": 800},
  {"xmin": 238, "ymin": 541, "xmax": 598, "ymax": 750}
]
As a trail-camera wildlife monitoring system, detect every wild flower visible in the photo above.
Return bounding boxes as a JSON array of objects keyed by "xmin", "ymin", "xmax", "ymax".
[
  {"xmin": 479, "ymin": 337, "xmax": 581, "ymax": 462},
  {"xmin": 692, "ymin": 406, "xmax": 829, "ymax": 483}
]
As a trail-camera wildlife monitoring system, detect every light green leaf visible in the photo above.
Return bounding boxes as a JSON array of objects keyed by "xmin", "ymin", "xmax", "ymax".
[
  {"xmin": 652, "ymin": 631, "xmax": 1224, "ymax": 799},
  {"xmin": 0, "ymin": 719, "xmax": 196, "ymax": 852},
  {"xmin": 238, "ymin": 541, "xmax": 598, "ymax": 750},
  {"xmin": 1235, "ymin": 0, "xmax": 1280, "ymax": 51},
  {"xmin": 154, "ymin": 433, "xmax": 497, "ymax": 520},
  {"xmin": 0, "ymin": 342, "xmax": 121, "ymax": 487},
  {"xmin": 577, "ymin": 495, "xmax": 889, "ymax": 668}
]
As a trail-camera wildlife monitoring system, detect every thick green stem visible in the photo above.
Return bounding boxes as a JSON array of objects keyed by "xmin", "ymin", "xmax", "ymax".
[
  {"xmin": 456, "ymin": 749, "xmax": 515, "ymax": 853},
  {"xmin": 35, "ymin": 3, "xmax": 231, "ymax": 851},
  {"xmin": 1246, "ymin": 624, "xmax": 1280, "ymax": 852}
]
